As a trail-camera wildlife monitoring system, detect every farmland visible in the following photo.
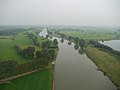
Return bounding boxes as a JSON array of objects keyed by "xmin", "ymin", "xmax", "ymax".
[
  {"xmin": 0, "ymin": 28, "xmax": 58, "ymax": 90},
  {"xmin": 0, "ymin": 30, "xmax": 54, "ymax": 64},
  {"xmin": 56, "ymin": 27, "xmax": 120, "ymax": 41},
  {"xmin": 0, "ymin": 68, "xmax": 52, "ymax": 90}
]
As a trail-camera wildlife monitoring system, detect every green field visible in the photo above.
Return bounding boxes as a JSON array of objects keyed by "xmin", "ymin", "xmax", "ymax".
[
  {"xmin": 0, "ymin": 68, "xmax": 52, "ymax": 90},
  {"xmin": 58, "ymin": 27, "xmax": 120, "ymax": 40},
  {"xmin": 0, "ymin": 31, "xmax": 48, "ymax": 64},
  {"xmin": 0, "ymin": 29, "xmax": 58, "ymax": 90},
  {"xmin": 0, "ymin": 35, "xmax": 29, "ymax": 64},
  {"xmin": 85, "ymin": 46, "xmax": 120, "ymax": 88}
]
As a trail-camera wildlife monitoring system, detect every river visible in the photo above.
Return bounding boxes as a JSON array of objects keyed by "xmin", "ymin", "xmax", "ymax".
[
  {"xmin": 40, "ymin": 28, "xmax": 117, "ymax": 90},
  {"xmin": 99, "ymin": 40, "xmax": 120, "ymax": 52}
]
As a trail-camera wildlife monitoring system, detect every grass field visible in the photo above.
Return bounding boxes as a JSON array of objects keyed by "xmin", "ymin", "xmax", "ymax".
[
  {"xmin": 0, "ymin": 30, "xmax": 49, "ymax": 64},
  {"xmin": 0, "ymin": 36, "xmax": 28, "ymax": 64},
  {"xmin": 85, "ymin": 46, "xmax": 120, "ymax": 88},
  {"xmin": 0, "ymin": 68, "xmax": 52, "ymax": 90},
  {"xmin": 58, "ymin": 27, "xmax": 120, "ymax": 41}
]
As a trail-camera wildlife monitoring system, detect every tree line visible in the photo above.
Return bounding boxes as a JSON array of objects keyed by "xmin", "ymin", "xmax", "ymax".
[
  {"xmin": 0, "ymin": 28, "xmax": 25, "ymax": 36},
  {"xmin": 55, "ymin": 31, "xmax": 86, "ymax": 48},
  {"xmin": 15, "ymin": 45, "xmax": 35, "ymax": 59},
  {"xmin": 89, "ymin": 40, "xmax": 120, "ymax": 56},
  {"xmin": 0, "ymin": 60, "xmax": 49, "ymax": 80}
]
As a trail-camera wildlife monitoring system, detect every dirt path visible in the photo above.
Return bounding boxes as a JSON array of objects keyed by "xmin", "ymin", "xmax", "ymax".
[{"xmin": 0, "ymin": 67, "xmax": 49, "ymax": 84}]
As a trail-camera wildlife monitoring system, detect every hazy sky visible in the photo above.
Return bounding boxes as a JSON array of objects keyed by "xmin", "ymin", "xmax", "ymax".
[{"xmin": 0, "ymin": 0, "xmax": 120, "ymax": 26}]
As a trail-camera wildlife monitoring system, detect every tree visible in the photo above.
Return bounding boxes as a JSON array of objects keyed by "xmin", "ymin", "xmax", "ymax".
[
  {"xmin": 0, "ymin": 61, "xmax": 17, "ymax": 78},
  {"xmin": 74, "ymin": 37, "xmax": 79, "ymax": 44},
  {"xmin": 78, "ymin": 48, "xmax": 85, "ymax": 55},
  {"xmin": 68, "ymin": 36, "xmax": 72, "ymax": 41},
  {"xmin": 48, "ymin": 49, "xmax": 55, "ymax": 60},
  {"xmin": 39, "ymin": 49, "xmax": 50, "ymax": 60},
  {"xmin": 79, "ymin": 39, "xmax": 85, "ymax": 47},
  {"xmin": 32, "ymin": 36, "xmax": 37, "ymax": 45},
  {"xmin": 26, "ymin": 47, "xmax": 35, "ymax": 58},
  {"xmin": 53, "ymin": 39, "xmax": 58, "ymax": 45},
  {"xmin": 21, "ymin": 47, "xmax": 35, "ymax": 59},
  {"xmin": 36, "ymin": 51, "xmax": 42, "ymax": 59},
  {"xmin": 60, "ymin": 38, "xmax": 64, "ymax": 43},
  {"xmin": 68, "ymin": 41, "xmax": 72, "ymax": 45},
  {"xmin": 74, "ymin": 44, "xmax": 79, "ymax": 50},
  {"xmin": 41, "ymin": 40, "xmax": 52, "ymax": 48},
  {"xmin": 46, "ymin": 35, "xmax": 49, "ymax": 39}
]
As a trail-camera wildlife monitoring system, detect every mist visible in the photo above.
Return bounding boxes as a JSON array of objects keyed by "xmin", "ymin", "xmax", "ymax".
[{"xmin": 0, "ymin": 0, "xmax": 120, "ymax": 26}]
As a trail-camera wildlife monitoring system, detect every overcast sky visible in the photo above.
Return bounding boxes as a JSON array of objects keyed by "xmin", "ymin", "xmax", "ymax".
[{"xmin": 0, "ymin": 0, "xmax": 120, "ymax": 26}]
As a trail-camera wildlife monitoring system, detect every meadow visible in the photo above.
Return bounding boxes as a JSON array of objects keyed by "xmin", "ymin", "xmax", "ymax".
[
  {"xmin": 0, "ymin": 35, "xmax": 29, "ymax": 64},
  {"xmin": 85, "ymin": 46, "xmax": 120, "ymax": 88},
  {"xmin": 0, "ymin": 30, "xmax": 49, "ymax": 64},
  {"xmin": 58, "ymin": 27, "xmax": 120, "ymax": 41},
  {"xmin": 0, "ymin": 29, "xmax": 58, "ymax": 90},
  {"xmin": 0, "ymin": 68, "xmax": 52, "ymax": 90}
]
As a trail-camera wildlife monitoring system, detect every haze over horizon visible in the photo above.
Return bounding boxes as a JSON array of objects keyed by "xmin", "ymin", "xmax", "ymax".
[{"xmin": 0, "ymin": 0, "xmax": 120, "ymax": 27}]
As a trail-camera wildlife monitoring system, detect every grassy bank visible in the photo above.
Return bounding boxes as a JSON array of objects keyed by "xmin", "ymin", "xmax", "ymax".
[
  {"xmin": 0, "ymin": 68, "xmax": 52, "ymax": 90},
  {"xmin": 85, "ymin": 46, "xmax": 120, "ymax": 88}
]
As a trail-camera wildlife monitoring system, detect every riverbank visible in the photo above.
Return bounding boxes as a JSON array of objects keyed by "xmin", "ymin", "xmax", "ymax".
[{"xmin": 85, "ymin": 46, "xmax": 120, "ymax": 89}]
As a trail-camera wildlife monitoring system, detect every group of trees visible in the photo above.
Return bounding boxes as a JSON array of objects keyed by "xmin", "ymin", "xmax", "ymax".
[
  {"xmin": 0, "ymin": 28, "xmax": 25, "ymax": 36},
  {"xmin": 89, "ymin": 40, "xmax": 120, "ymax": 56},
  {"xmin": 47, "ymin": 30, "xmax": 53, "ymax": 38},
  {"xmin": 0, "ymin": 30, "xmax": 58, "ymax": 80},
  {"xmin": 54, "ymin": 31, "xmax": 86, "ymax": 54},
  {"xmin": 55, "ymin": 32, "xmax": 86, "ymax": 48},
  {"xmin": 36, "ymin": 49, "xmax": 56, "ymax": 61},
  {"xmin": 0, "ymin": 60, "xmax": 49, "ymax": 79},
  {"xmin": 25, "ymin": 32, "xmax": 40, "ymax": 46},
  {"xmin": 15, "ymin": 41, "xmax": 57, "ymax": 61},
  {"xmin": 41, "ymin": 39, "xmax": 58, "ymax": 49},
  {"xmin": 15, "ymin": 45, "xmax": 35, "ymax": 59},
  {"xmin": 0, "ymin": 61, "xmax": 17, "ymax": 79}
]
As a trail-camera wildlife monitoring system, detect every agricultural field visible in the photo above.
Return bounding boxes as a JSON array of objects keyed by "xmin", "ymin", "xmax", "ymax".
[
  {"xmin": 0, "ymin": 68, "xmax": 52, "ymax": 90},
  {"xmin": 56, "ymin": 27, "xmax": 120, "ymax": 41},
  {"xmin": 0, "ymin": 35, "xmax": 29, "ymax": 64},
  {"xmin": 0, "ymin": 30, "xmax": 49, "ymax": 64},
  {"xmin": 0, "ymin": 28, "xmax": 58, "ymax": 90}
]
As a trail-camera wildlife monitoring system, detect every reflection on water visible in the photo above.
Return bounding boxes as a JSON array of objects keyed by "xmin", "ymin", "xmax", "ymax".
[
  {"xmin": 78, "ymin": 48, "xmax": 85, "ymax": 55},
  {"xmin": 68, "ymin": 41, "xmax": 72, "ymax": 45},
  {"xmin": 60, "ymin": 38, "xmax": 64, "ymax": 43},
  {"xmin": 74, "ymin": 44, "xmax": 79, "ymax": 50},
  {"xmin": 40, "ymin": 28, "xmax": 117, "ymax": 90}
]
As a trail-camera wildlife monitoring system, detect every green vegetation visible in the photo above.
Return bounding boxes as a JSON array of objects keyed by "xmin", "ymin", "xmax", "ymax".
[
  {"xmin": 55, "ymin": 27, "xmax": 120, "ymax": 41},
  {"xmin": 0, "ymin": 60, "xmax": 49, "ymax": 79},
  {"xmin": 0, "ymin": 36, "xmax": 28, "ymax": 64},
  {"xmin": 0, "ymin": 68, "xmax": 52, "ymax": 90},
  {"xmin": 85, "ymin": 46, "xmax": 120, "ymax": 88},
  {"xmin": 0, "ymin": 29, "xmax": 58, "ymax": 64},
  {"xmin": 0, "ymin": 28, "xmax": 58, "ymax": 90}
]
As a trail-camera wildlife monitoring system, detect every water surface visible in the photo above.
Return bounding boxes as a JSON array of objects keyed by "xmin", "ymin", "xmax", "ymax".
[
  {"xmin": 40, "ymin": 28, "xmax": 117, "ymax": 90},
  {"xmin": 100, "ymin": 40, "xmax": 120, "ymax": 52}
]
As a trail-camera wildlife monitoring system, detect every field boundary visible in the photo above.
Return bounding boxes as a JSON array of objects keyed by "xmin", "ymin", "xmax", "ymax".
[{"xmin": 0, "ymin": 66, "xmax": 50, "ymax": 84}]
